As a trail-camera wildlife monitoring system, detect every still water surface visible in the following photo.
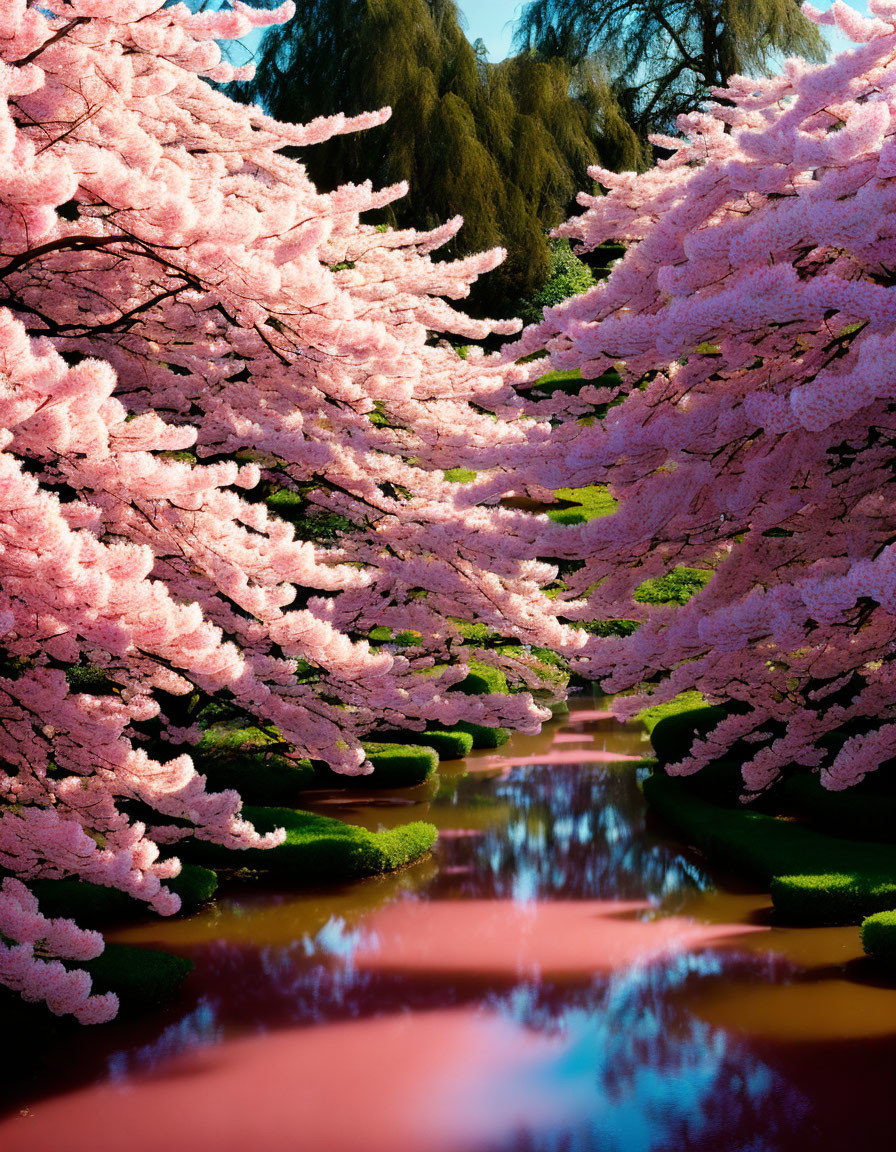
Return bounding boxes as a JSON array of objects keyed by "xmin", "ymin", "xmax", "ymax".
[{"xmin": 3, "ymin": 697, "xmax": 896, "ymax": 1151}]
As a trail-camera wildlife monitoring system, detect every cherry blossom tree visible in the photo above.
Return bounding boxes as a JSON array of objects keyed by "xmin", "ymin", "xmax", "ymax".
[
  {"xmin": 514, "ymin": 0, "xmax": 896, "ymax": 798},
  {"xmin": 0, "ymin": 0, "xmax": 584, "ymax": 1020}
]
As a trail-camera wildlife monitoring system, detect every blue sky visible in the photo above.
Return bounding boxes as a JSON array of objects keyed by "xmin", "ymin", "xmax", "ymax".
[
  {"xmin": 458, "ymin": 0, "xmax": 870, "ymax": 62},
  {"xmin": 457, "ymin": 0, "xmax": 523, "ymax": 60}
]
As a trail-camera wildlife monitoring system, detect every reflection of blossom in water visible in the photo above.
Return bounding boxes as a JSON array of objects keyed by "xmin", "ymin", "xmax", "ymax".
[
  {"xmin": 106, "ymin": 1000, "xmax": 221, "ymax": 1084},
  {"xmin": 441, "ymin": 762, "xmax": 710, "ymax": 905},
  {"xmin": 484, "ymin": 953, "xmax": 809, "ymax": 1152}
]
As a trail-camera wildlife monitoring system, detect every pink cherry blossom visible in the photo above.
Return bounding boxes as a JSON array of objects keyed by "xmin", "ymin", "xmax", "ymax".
[
  {"xmin": 0, "ymin": 0, "xmax": 575, "ymax": 1019},
  {"xmin": 517, "ymin": 2, "xmax": 896, "ymax": 800}
]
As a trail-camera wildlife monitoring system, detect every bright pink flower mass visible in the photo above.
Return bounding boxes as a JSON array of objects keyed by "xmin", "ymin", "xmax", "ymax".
[
  {"xmin": 0, "ymin": 0, "xmax": 582, "ymax": 1020},
  {"xmin": 518, "ymin": 2, "xmax": 896, "ymax": 797},
  {"xmin": 5, "ymin": 0, "xmax": 896, "ymax": 1023}
]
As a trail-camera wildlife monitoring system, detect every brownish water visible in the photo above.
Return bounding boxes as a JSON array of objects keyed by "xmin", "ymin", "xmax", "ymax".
[{"xmin": 2, "ymin": 696, "xmax": 896, "ymax": 1151}]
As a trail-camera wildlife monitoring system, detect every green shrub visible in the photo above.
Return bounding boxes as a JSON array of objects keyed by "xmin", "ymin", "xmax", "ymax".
[
  {"xmin": 194, "ymin": 724, "xmax": 315, "ymax": 804},
  {"xmin": 376, "ymin": 727, "xmax": 474, "ymax": 761},
  {"xmin": 28, "ymin": 863, "xmax": 217, "ymax": 926},
  {"xmin": 453, "ymin": 720, "xmax": 511, "ymax": 749},
  {"xmin": 635, "ymin": 691, "xmax": 707, "ymax": 736},
  {"xmin": 82, "ymin": 944, "xmax": 193, "ymax": 1013},
  {"xmin": 772, "ymin": 874, "xmax": 896, "ymax": 925},
  {"xmin": 360, "ymin": 742, "xmax": 439, "ymax": 786},
  {"xmin": 183, "ymin": 805, "xmax": 437, "ymax": 881},
  {"xmin": 861, "ymin": 910, "xmax": 896, "ymax": 966},
  {"xmin": 520, "ymin": 239, "xmax": 595, "ymax": 324},
  {"xmin": 366, "ymin": 625, "xmax": 421, "ymax": 647},
  {"xmin": 644, "ymin": 772, "xmax": 896, "ymax": 924},
  {"xmin": 532, "ymin": 368, "xmax": 584, "ymax": 394},
  {"xmin": 65, "ymin": 664, "xmax": 117, "ymax": 695}
]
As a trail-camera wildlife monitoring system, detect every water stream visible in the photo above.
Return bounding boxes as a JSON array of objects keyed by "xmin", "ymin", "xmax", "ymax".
[{"xmin": 2, "ymin": 697, "xmax": 896, "ymax": 1151}]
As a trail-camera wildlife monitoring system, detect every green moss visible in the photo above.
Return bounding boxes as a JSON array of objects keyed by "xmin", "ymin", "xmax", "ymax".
[
  {"xmin": 194, "ymin": 725, "xmax": 316, "ymax": 804},
  {"xmin": 29, "ymin": 863, "xmax": 217, "ymax": 926},
  {"xmin": 453, "ymin": 720, "xmax": 511, "ymax": 748},
  {"xmin": 169, "ymin": 863, "xmax": 219, "ymax": 908},
  {"xmin": 637, "ymin": 694, "xmax": 710, "ymax": 739},
  {"xmin": 184, "ymin": 806, "xmax": 437, "ymax": 880},
  {"xmin": 861, "ymin": 910, "xmax": 896, "ymax": 966},
  {"xmin": 367, "ymin": 626, "xmax": 421, "ymax": 647},
  {"xmin": 644, "ymin": 772, "xmax": 896, "ymax": 924},
  {"xmin": 576, "ymin": 618, "xmax": 640, "ymax": 638},
  {"xmin": 547, "ymin": 485, "xmax": 617, "ymax": 525},
  {"xmin": 634, "ymin": 567, "xmax": 712, "ymax": 606},
  {"xmin": 376, "ymin": 727, "xmax": 474, "ymax": 761},
  {"xmin": 264, "ymin": 488, "xmax": 305, "ymax": 516},
  {"xmin": 443, "ymin": 467, "xmax": 477, "ymax": 483},
  {"xmin": 264, "ymin": 490, "xmax": 356, "ymax": 542},
  {"xmin": 82, "ymin": 944, "xmax": 193, "ymax": 1013},
  {"xmin": 65, "ymin": 664, "xmax": 117, "ymax": 695},
  {"xmin": 452, "ymin": 659, "xmax": 509, "ymax": 696},
  {"xmin": 360, "ymin": 742, "xmax": 439, "ymax": 786}
]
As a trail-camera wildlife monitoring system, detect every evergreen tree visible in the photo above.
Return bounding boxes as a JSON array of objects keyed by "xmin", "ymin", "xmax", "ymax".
[{"xmin": 238, "ymin": 0, "xmax": 611, "ymax": 313}]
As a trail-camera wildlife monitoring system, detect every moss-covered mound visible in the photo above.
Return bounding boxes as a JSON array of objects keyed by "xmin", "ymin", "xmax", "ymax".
[
  {"xmin": 184, "ymin": 805, "xmax": 437, "ymax": 881},
  {"xmin": 28, "ymin": 863, "xmax": 217, "ymax": 927},
  {"xmin": 643, "ymin": 772, "xmax": 896, "ymax": 925},
  {"xmin": 194, "ymin": 724, "xmax": 316, "ymax": 805},
  {"xmin": 375, "ymin": 727, "xmax": 474, "ymax": 761},
  {"xmin": 771, "ymin": 873, "xmax": 896, "ymax": 925},
  {"xmin": 362, "ymin": 742, "xmax": 439, "ymax": 786},
  {"xmin": 82, "ymin": 944, "xmax": 194, "ymax": 1013},
  {"xmin": 648, "ymin": 704, "xmax": 732, "ymax": 766},
  {"xmin": 313, "ymin": 741, "xmax": 439, "ymax": 788},
  {"xmin": 451, "ymin": 659, "xmax": 509, "ymax": 696},
  {"xmin": 861, "ymin": 910, "xmax": 896, "ymax": 967},
  {"xmin": 453, "ymin": 719, "xmax": 511, "ymax": 749}
]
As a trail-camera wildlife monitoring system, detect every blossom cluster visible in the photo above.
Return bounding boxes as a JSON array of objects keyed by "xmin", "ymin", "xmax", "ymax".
[
  {"xmin": 0, "ymin": 0, "xmax": 578, "ymax": 1019},
  {"xmin": 515, "ymin": 1, "xmax": 896, "ymax": 796}
]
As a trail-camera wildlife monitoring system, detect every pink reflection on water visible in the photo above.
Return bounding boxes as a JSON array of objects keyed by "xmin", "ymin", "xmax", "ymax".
[
  {"xmin": 552, "ymin": 733, "xmax": 596, "ymax": 744},
  {"xmin": 1, "ymin": 1010, "xmax": 566, "ymax": 1152},
  {"xmin": 354, "ymin": 899, "xmax": 767, "ymax": 983},
  {"xmin": 561, "ymin": 709, "xmax": 616, "ymax": 723},
  {"xmin": 479, "ymin": 748, "xmax": 644, "ymax": 771}
]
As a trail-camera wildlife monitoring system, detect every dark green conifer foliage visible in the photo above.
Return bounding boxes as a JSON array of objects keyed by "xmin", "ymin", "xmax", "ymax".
[
  {"xmin": 513, "ymin": 0, "xmax": 826, "ymax": 152},
  {"xmin": 238, "ymin": 0, "xmax": 603, "ymax": 313}
]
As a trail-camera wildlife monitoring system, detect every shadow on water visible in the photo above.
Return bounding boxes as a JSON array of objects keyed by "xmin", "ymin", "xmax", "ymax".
[{"xmin": 3, "ymin": 694, "xmax": 896, "ymax": 1151}]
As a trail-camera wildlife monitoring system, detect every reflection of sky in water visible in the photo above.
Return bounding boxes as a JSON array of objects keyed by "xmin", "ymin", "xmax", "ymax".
[
  {"xmin": 436, "ymin": 760, "xmax": 710, "ymax": 906},
  {"xmin": 10, "ymin": 713, "xmax": 830, "ymax": 1151},
  {"xmin": 483, "ymin": 953, "xmax": 808, "ymax": 1152},
  {"xmin": 98, "ymin": 943, "xmax": 810, "ymax": 1152}
]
